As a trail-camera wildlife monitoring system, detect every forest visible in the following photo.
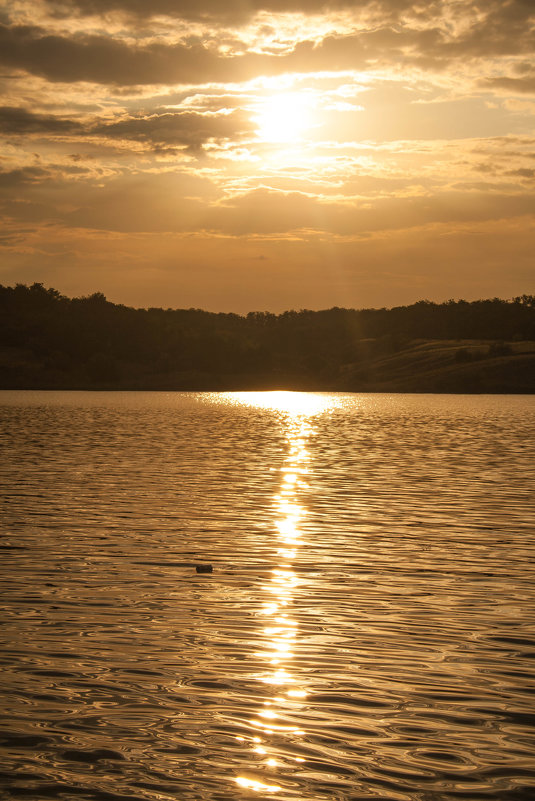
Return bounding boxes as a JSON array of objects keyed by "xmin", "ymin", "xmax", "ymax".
[{"xmin": 1, "ymin": 282, "xmax": 534, "ymax": 392}]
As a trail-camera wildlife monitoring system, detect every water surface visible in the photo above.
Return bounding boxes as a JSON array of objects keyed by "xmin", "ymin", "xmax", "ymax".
[{"xmin": 1, "ymin": 391, "xmax": 534, "ymax": 800}]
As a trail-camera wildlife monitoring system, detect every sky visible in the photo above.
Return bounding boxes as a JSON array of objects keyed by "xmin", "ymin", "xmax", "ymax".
[{"xmin": 0, "ymin": 0, "xmax": 534, "ymax": 312}]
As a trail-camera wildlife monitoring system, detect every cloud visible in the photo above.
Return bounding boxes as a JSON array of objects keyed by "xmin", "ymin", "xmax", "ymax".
[
  {"xmin": 0, "ymin": 105, "xmax": 82, "ymax": 134},
  {"xmin": 0, "ymin": 23, "xmax": 248, "ymax": 85},
  {"xmin": 95, "ymin": 109, "xmax": 255, "ymax": 149},
  {"xmin": 507, "ymin": 168, "xmax": 535, "ymax": 179},
  {"xmin": 1, "ymin": 0, "xmax": 533, "ymax": 311},
  {"xmin": 484, "ymin": 76, "xmax": 535, "ymax": 95},
  {"xmin": 0, "ymin": 101, "xmax": 254, "ymax": 152},
  {"xmin": 26, "ymin": 0, "xmax": 406, "ymax": 24},
  {"xmin": 0, "ymin": 22, "xmax": 443, "ymax": 88},
  {"xmin": 1, "ymin": 2, "xmax": 533, "ymax": 88},
  {"xmin": 203, "ymin": 186, "xmax": 535, "ymax": 237},
  {"xmin": 2, "ymin": 159, "xmax": 533, "ymax": 237},
  {"xmin": 0, "ymin": 169, "xmax": 222, "ymax": 232},
  {"xmin": 435, "ymin": 1, "xmax": 534, "ymax": 60},
  {"xmin": 0, "ymin": 166, "xmax": 51, "ymax": 186}
]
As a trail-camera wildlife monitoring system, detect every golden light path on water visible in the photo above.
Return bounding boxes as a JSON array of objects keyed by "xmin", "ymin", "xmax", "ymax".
[{"xmin": 224, "ymin": 392, "xmax": 340, "ymax": 794}]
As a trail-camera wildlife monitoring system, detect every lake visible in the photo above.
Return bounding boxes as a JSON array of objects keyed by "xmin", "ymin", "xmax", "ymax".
[{"xmin": 1, "ymin": 390, "xmax": 534, "ymax": 801}]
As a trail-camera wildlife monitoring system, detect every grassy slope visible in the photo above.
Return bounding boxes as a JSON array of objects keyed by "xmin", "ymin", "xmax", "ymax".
[
  {"xmin": 1, "ymin": 339, "xmax": 534, "ymax": 392},
  {"xmin": 342, "ymin": 340, "xmax": 535, "ymax": 393}
]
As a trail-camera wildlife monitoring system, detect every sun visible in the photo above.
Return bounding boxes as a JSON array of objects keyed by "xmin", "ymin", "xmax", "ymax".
[{"xmin": 254, "ymin": 92, "xmax": 314, "ymax": 143}]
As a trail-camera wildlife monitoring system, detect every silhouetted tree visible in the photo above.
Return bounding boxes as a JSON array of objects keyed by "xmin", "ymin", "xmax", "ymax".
[{"xmin": 1, "ymin": 283, "xmax": 534, "ymax": 391}]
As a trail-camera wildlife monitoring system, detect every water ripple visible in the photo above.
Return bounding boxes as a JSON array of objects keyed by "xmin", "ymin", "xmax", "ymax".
[{"xmin": 1, "ymin": 390, "xmax": 534, "ymax": 800}]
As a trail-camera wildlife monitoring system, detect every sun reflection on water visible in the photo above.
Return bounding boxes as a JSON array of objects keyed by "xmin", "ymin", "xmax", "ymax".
[
  {"xmin": 226, "ymin": 393, "xmax": 338, "ymax": 793},
  {"xmin": 224, "ymin": 390, "xmax": 336, "ymax": 418},
  {"xmin": 236, "ymin": 776, "xmax": 282, "ymax": 793}
]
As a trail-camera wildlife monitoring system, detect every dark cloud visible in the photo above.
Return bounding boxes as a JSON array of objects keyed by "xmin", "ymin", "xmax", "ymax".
[
  {"xmin": 23, "ymin": 0, "xmax": 535, "ymax": 38},
  {"xmin": 36, "ymin": 0, "xmax": 388, "ymax": 23},
  {"xmin": 507, "ymin": 168, "xmax": 535, "ymax": 179},
  {"xmin": 0, "ymin": 23, "xmax": 249, "ymax": 85},
  {"xmin": 0, "ymin": 23, "xmax": 440, "ymax": 88},
  {"xmin": 479, "ymin": 55, "xmax": 535, "ymax": 95},
  {"xmin": 95, "ymin": 109, "xmax": 255, "ymax": 149},
  {"xmin": 0, "ymin": 166, "xmax": 50, "ymax": 186},
  {"xmin": 294, "ymin": 5, "xmax": 534, "ymax": 74},
  {"xmin": 1, "ymin": 2, "xmax": 533, "ymax": 89},
  {"xmin": 0, "ymin": 100, "xmax": 255, "ymax": 151},
  {"xmin": 437, "ymin": 0, "xmax": 534, "ymax": 60},
  {"xmin": 484, "ymin": 76, "xmax": 535, "ymax": 95},
  {"xmin": 0, "ymin": 105, "xmax": 82, "ymax": 134}
]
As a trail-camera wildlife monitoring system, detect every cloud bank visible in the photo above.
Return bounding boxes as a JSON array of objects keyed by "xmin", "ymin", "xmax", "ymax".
[{"xmin": 0, "ymin": 0, "xmax": 533, "ymax": 310}]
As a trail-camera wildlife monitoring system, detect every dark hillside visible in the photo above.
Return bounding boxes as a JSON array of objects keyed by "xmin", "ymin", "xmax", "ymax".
[{"xmin": 1, "ymin": 284, "xmax": 534, "ymax": 392}]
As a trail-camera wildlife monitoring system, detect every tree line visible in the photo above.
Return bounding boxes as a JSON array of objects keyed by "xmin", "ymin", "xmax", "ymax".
[{"xmin": 1, "ymin": 282, "xmax": 534, "ymax": 391}]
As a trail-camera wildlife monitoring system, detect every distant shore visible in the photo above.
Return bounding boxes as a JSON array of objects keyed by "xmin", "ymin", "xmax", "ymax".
[
  {"xmin": 2, "ymin": 339, "xmax": 534, "ymax": 394},
  {"xmin": 2, "ymin": 284, "xmax": 534, "ymax": 394}
]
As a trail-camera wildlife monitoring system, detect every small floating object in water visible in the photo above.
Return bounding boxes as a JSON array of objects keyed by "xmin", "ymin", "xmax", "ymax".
[{"xmin": 196, "ymin": 564, "xmax": 213, "ymax": 573}]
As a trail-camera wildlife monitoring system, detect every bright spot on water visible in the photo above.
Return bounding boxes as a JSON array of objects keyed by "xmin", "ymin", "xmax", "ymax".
[{"xmin": 235, "ymin": 776, "xmax": 282, "ymax": 793}]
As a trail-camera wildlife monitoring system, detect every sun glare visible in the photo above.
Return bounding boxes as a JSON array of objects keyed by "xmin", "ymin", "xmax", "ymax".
[
  {"xmin": 254, "ymin": 93, "xmax": 314, "ymax": 143},
  {"xmin": 225, "ymin": 390, "xmax": 337, "ymax": 417}
]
